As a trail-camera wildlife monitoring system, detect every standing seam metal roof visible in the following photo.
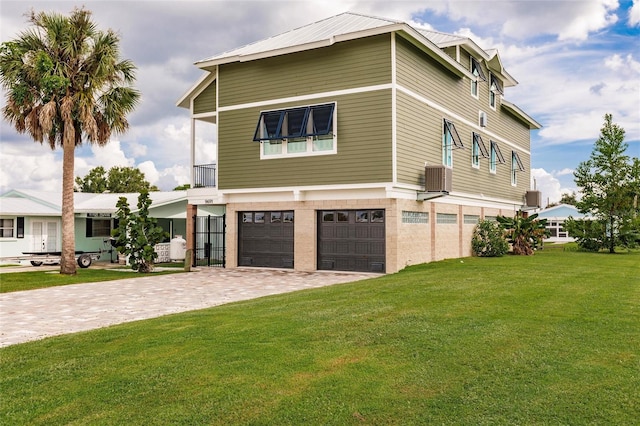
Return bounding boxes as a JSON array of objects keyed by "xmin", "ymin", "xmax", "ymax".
[{"xmin": 196, "ymin": 12, "xmax": 404, "ymax": 65}]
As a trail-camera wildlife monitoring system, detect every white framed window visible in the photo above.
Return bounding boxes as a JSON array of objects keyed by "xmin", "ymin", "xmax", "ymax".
[
  {"xmin": 1, "ymin": 218, "xmax": 14, "ymax": 238},
  {"xmin": 490, "ymin": 140, "xmax": 505, "ymax": 174},
  {"xmin": 254, "ymin": 103, "xmax": 337, "ymax": 159},
  {"xmin": 489, "ymin": 74, "xmax": 503, "ymax": 110},
  {"xmin": 471, "ymin": 132, "xmax": 489, "ymax": 168},
  {"xmin": 470, "ymin": 57, "xmax": 486, "ymax": 99},
  {"xmin": 402, "ymin": 211, "xmax": 429, "ymax": 224},
  {"xmin": 511, "ymin": 150, "xmax": 525, "ymax": 185},
  {"xmin": 442, "ymin": 119, "xmax": 464, "ymax": 167},
  {"xmin": 464, "ymin": 214, "xmax": 480, "ymax": 225}
]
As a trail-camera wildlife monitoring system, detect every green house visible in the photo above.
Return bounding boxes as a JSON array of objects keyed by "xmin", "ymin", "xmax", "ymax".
[{"xmin": 177, "ymin": 12, "xmax": 541, "ymax": 273}]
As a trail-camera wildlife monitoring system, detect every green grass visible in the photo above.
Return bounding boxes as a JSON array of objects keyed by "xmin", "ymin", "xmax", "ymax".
[
  {"xmin": 1, "ymin": 250, "xmax": 639, "ymax": 424},
  {"xmin": 0, "ymin": 268, "xmax": 183, "ymax": 293}
]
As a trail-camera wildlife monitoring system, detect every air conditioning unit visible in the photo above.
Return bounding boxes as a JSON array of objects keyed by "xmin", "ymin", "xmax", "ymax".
[
  {"xmin": 479, "ymin": 111, "xmax": 488, "ymax": 127},
  {"xmin": 425, "ymin": 165, "xmax": 452, "ymax": 193},
  {"xmin": 525, "ymin": 190, "xmax": 541, "ymax": 208}
]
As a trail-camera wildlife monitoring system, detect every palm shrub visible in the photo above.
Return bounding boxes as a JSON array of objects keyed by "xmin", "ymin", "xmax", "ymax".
[
  {"xmin": 472, "ymin": 219, "xmax": 509, "ymax": 257},
  {"xmin": 497, "ymin": 212, "xmax": 548, "ymax": 255},
  {"xmin": 112, "ymin": 191, "xmax": 168, "ymax": 272}
]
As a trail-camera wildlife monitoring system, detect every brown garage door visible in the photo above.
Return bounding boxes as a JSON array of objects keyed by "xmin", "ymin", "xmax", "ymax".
[
  {"xmin": 318, "ymin": 209, "xmax": 385, "ymax": 272},
  {"xmin": 238, "ymin": 211, "xmax": 294, "ymax": 268}
]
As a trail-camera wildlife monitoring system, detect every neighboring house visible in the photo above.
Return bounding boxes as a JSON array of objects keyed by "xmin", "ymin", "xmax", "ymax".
[
  {"xmin": 0, "ymin": 189, "xmax": 188, "ymax": 262},
  {"xmin": 177, "ymin": 12, "xmax": 541, "ymax": 273},
  {"xmin": 537, "ymin": 204, "xmax": 588, "ymax": 243}
]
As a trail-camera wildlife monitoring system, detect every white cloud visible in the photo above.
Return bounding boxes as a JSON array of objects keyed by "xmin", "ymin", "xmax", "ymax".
[
  {"xmin": 531, "ymin": 168, "xmax": 578, "ymax": 206},
  {"xmin": 630, "ymin": 0, "xmax": 640, "ymax": 26}
]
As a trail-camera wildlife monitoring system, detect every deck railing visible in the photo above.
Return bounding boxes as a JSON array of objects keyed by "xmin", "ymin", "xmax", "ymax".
[{"xmin": 193, "ymin": 164, "xmax": 216, "ymax": 188}]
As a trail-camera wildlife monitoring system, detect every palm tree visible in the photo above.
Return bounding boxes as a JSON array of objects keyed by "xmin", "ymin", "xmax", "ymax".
[{"xmin": 0, "ymin": 8, "xmax": 140, "ymax": 274}]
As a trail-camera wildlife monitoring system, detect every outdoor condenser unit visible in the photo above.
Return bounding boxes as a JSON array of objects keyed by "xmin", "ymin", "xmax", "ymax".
[
  {"xmin": 425, "ymin": 165, "xmax": 452, "ymax": 193},
  {"xmin": 525, "ymin": 190, "xmax": 542, "ymax": 208}
]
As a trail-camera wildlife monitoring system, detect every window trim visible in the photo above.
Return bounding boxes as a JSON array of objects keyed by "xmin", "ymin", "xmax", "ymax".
[
  {"xmin": 490, "ymin": 140, "xmax": 505, "ymax": 173},
  {"xmin": 489, "ymin": 73, "xmax": 503, "ymax": 110},
  {"xmin": 470, "ymin": 57, "xmax": 486, "ymax": 99},
  {"xmin": 511, "ymin": 151, "xmax": 525, "ymax": 186},
  {"xmin": 472, "ymin": 132, "xmax": 489, "ymax": 167},
  {"xmin": 254, "ymin": 102, "xmax": 337, "ymax": 159},
  {"xmin": 0, "ymin": 218, "xmax": 15, "ymax": 238}
]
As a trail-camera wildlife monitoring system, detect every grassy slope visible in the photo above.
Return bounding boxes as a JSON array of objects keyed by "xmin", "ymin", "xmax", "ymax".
[{"xmin": 1, "ymin": 250, "xmax": 638, "ymax": 425}]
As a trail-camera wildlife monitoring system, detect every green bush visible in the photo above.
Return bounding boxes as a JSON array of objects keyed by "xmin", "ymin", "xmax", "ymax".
[{"xmin": 472, "ymin": 219, "xmax": 508, "ymax": 257}]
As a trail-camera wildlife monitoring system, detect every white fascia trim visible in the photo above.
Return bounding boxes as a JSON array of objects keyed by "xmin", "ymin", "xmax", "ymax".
[
  {"xmin": 218, "ymin": 83, "xmax": 393, "ymax": 112},
  {"xmin": 443, "ymin": 191, "xmax": 525, "ymax": 208},
  {"xmin": 221, "ymin": 182, "xmax": 393, "ymax": 195},
  {"xmin": 391, "ymin": 32, "xmax": 398, "ymax": 185},
  {"xmin": 177, "ymin": 71, "xmax": 216, "ymax": 109},
  {"xmin": 397, "ymin": 85, "xmax": 531, "ymax": 155}
]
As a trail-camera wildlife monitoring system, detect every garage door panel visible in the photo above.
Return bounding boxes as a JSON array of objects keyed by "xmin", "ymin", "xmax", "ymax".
[
  {"xmin": 318, "ymin": 210, "xmax": 385, "ymax": 273},
  {"xmin": 239, "ymin": 211, "xmax": 294, "ymax": 269}
]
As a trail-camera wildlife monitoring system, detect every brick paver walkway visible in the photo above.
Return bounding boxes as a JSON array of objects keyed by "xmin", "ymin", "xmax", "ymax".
[{"xmin": 0, "ymin": 268, "xmax": 378, "ymax": 347}]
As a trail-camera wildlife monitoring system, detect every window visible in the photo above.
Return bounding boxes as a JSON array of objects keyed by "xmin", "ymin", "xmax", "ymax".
[
  {"xmin": 489, "ymin": 74, "xmax": 503, "ymax": 109},
  {"xmin": 254, "ymin": 103, "xmax": 336, "ymax": 158},
  {"xmin": 464, "ymin": 214, "xmax": 480, "ymax": 225},
  {"xmin": 470, "ymin": 57, "xmax": 486, "ymax": 98},
  {"xmin": 86, "ymin": 218, "xmax": 112, "ymax": 238},
  {"xmin": 402, "ymin": 211, "xmax": 429, "ymax": 224},
  {"xmin": 436, "ymin": 213, "xmax": 457, "ymax": 224},
  {"xmin": 511, "ymin": 151, "xmax": 525, "ymax": 185},
  {"xmin": 443, "ymin": 119, "xmax": 464, "ymax": 167},
  {"xmin": 471, "ymin": 132, "xmax": 489, "ymax": 167},
  {"xmin": 16, "ymin": 217, "xmax": 24, "ymax": 238},
  {"xmin": 490, "ymin": 140, "xmax": 505, "ymax": 173},
  {"xmin": 1, "ymin": 218, "xmax": 14, "ymax": 238}
]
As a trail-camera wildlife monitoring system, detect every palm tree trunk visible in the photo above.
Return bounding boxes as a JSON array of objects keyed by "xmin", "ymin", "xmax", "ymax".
[{"xmin": 60, "ymin": 129, "xmax": 77, "ymax": 275}]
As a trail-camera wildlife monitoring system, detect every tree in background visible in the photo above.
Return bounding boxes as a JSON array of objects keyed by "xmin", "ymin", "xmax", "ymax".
[
  {"xmin": 76, "ymin": 166, "xmax": 159, "ymax": 192},
  {"xmin": 0, "ymin": 8, "xmax": 140, "ymax": 274},
  {"xmin": 497, "ymin": 212, "xmax": 548, "ymax": 255},
  {"xmin": 559, "ymin": 192, "xmax": 578, "ymax": 206},
  {"xmin": 173, "ymin": 183, "xmax": 191, "ymax": 191},
  {"xmin": 111, "ymin": 191, "xmax": 168, "ymax": 273},
  {"xmin": 573, "ymin": 114, "xmax": 639, "ymax": 253}
]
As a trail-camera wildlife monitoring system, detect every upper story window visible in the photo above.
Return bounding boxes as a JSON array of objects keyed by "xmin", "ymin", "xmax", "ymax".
[
  {"xmin": 471, "ymin": 132, "xmax": 489, "ymax": 168},
  {"xmin": 470, "ymin": 57, "xmax": 486, "ymax": 99},
  {"xmin": 442, "ymin": 119, "xmax": 464, "ymax": 167},
  {"xmin": 253, "ymin": 103, "xmax": 336, "ymax": 159},
  {"xmin": 489, "ymin": 140, "xmax": 505, "ymax": 174},
  {"xmin": 489, "ymin": 74, "xmax": 503, "ymax": 109},
  {"xmin": 511, "ymin": 151, "xmax": 525, "ymax": 185}
]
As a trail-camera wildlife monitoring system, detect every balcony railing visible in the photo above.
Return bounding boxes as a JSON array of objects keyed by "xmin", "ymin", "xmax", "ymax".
[{"xmin": 193, "ymin": 164, "xmax": 216, "ymax": 188}]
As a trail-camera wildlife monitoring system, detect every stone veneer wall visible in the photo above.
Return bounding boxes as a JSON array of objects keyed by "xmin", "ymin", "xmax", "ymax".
[{"xmin": 224, "ymin": 198, "xmax": 516, "ymax": 273}]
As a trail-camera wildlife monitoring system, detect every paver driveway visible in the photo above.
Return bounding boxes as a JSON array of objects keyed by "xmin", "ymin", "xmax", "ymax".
[{"xmin": 0, "ymin": 268, "xmax": 378, "ymax": 347}]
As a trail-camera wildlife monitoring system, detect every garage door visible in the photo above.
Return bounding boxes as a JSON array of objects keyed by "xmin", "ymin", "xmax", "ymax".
[
  {"xmin": 318, "ymin": 209, "xmax": 385, "ymax": 272},
  {"xmin": 238, "ymin": 211, "xmax": 294, "ymax": 268}
]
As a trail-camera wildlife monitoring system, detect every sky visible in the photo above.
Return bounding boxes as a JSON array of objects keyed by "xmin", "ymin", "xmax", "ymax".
[{"xmin": 1, "ymin": 0, "xmax": 639, "ymax": 206}]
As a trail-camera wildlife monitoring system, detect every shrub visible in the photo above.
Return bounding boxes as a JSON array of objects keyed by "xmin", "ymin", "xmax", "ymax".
[{"xmin": 472, "ymin": 219, "xmax": 508, "ymax": 257}]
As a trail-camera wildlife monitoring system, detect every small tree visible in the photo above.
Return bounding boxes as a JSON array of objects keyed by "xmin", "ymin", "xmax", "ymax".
[
  {"xmin": 564, "ymin": 217, "xmax": 607, "ymax": 252},
  {"xmin": 472, "ymin": 219, "xmax": 509, "ymax": 257},
  {"xmin": 112, "ymin": 190, "xmax": 168, "ymax": 272},
  {"xmin": 497, "ymin": 212, "xmax": 548, "ymax": 255},
  {"xmin": 573, "ymin": 114, "xmax": 639, "ymax": 253}
]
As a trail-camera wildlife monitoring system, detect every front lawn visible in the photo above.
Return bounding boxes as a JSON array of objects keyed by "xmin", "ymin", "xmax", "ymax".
[
  {"xmin": 0, "ymin": 267, "xmax": 183, "ymax": 293},
  {"xmin": 1, "ymin": 250, "xmax": 638, "ymax": 424}
]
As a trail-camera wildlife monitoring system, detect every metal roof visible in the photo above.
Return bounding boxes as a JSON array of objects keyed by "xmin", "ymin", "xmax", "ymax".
[
  {"xmin": 0, "ymin": 190, "xmax": 187, "ymax": 215},
  {"xmin": 196, "ymin": 12, "xmax": 402, "ymax": 66}
]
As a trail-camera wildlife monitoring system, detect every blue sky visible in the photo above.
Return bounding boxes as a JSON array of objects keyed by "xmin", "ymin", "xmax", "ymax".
[{"xmin": 1, "ymin": 0, "xmax": 639, "ymax": 206}]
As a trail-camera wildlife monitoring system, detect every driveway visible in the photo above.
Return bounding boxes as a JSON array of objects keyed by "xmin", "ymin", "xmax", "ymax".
[{"xmin": 0, "ymin": 268, "xmax": 379, "ymax": 347}]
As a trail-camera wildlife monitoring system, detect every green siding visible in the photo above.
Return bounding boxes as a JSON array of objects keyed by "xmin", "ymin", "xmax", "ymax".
[
  {"xmin": 218, "ymin": 91, "xmax": 393, "ymax": 189},
  {"xmin": 396, "ymin": 38, "xmax": 530, "ymax": 151},
  {"xmin": 395, "ymin": 38, "xmax": 532, "ymax": 201},
  {"xmin": 194, "ymin": 80, "xmax": 216, "ymax": 114},
  {"xmin": 218, "ymin": 34, "xmax": 392, "ymax": 107}
]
